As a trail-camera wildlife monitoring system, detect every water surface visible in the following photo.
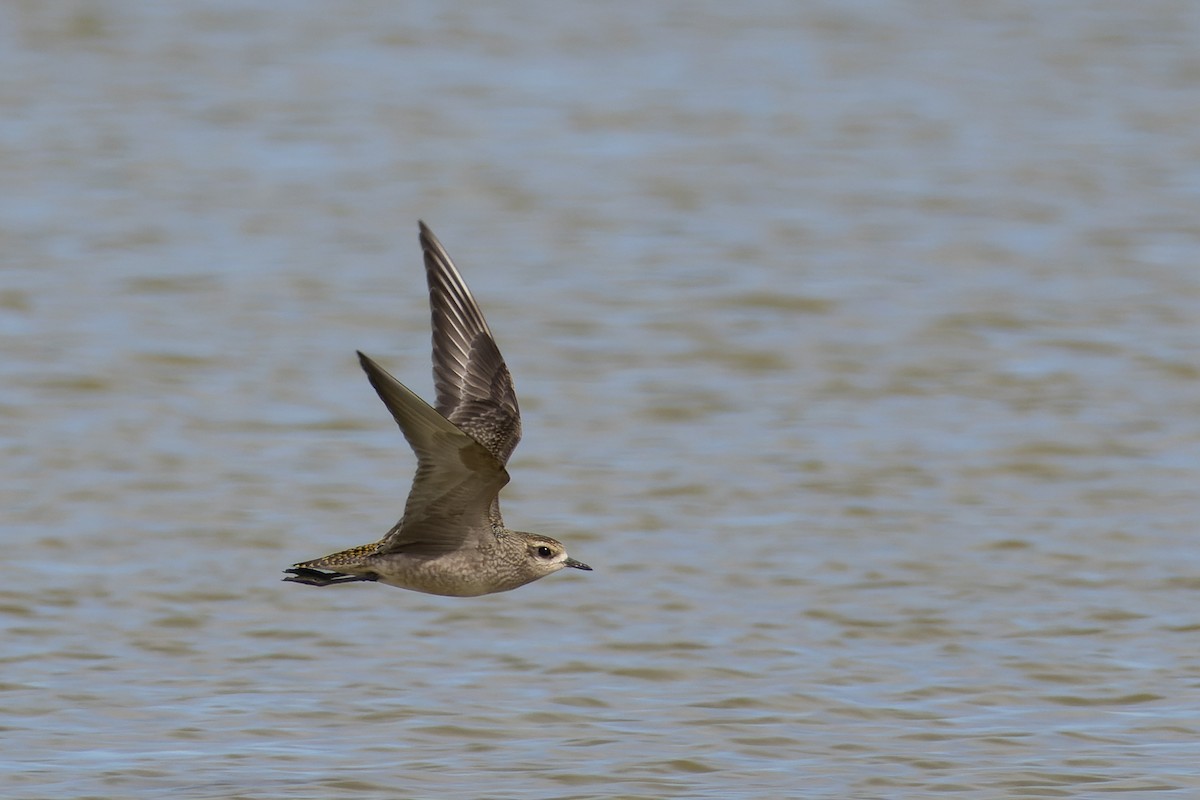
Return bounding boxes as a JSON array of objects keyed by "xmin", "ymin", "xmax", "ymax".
[{"xmin": 2, "ymin": 2, "xmax": 1199, "ymax": 798}]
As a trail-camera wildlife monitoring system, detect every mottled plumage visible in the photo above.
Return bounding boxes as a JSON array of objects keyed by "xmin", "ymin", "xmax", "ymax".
[{"xmin": 283, "ymin": 222, "xmax": 590, "ymax": 596}]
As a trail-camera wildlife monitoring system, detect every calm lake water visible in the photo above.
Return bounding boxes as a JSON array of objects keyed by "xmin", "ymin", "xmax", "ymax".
[{"xmin": 3, "ymin": 2, "xmax": 1199, "ymax": 798}]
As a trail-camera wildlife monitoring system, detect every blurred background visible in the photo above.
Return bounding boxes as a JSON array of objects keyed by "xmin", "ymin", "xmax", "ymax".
[{"xmin": 2, "ymin": 2, "xmax": 1198, "ymax": 798}]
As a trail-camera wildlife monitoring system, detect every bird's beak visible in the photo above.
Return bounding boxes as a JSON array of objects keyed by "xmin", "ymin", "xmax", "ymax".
[{"xmin": 565, "ymin": 557, "xmax": 592, "ymax": 571}]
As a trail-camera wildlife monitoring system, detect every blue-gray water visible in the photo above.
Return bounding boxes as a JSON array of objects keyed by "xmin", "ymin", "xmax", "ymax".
[{"xmin": 3, "ymin": 2, "xmax": 1199, "ymax": 798}]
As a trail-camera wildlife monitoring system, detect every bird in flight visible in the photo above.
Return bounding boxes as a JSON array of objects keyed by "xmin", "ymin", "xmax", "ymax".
[{"xmin": 284, "ymin": 222, "xmax": 591, "ymax": 596}]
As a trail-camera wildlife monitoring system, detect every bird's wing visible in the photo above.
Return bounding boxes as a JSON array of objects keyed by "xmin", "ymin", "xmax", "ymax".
[
  {"xmin": 357, "ymin": 351, "xmax": 509, "ymax": 555},
  {"xmin": 420, "ymin": 221, "xmax": 523, "ymax": 467}
]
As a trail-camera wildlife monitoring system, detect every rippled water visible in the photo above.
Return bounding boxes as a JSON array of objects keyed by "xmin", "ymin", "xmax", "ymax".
[{"xmin": 3, "ymin": 2, "xmax": 1199, "ymax": 798}]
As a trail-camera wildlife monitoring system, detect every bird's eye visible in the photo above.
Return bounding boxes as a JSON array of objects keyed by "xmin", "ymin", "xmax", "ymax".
[{"xmin": 536, "ymin": 546, "xmax": 553, "ymax": 559}]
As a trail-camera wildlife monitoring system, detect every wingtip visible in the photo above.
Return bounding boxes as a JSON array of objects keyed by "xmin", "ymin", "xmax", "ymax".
[
  {"xmin": 357, "ymin": 350, "xmax": 381, "ymax": 376},
  {"xmin": 419, "ymin": 221, "xmax": 450, "ymax": 260}
]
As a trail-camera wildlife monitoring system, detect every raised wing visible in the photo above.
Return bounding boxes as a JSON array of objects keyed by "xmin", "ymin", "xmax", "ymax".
[
  {"xmin": 357, "ymin": 351, "xmax": 509, "ymax": 555},
  {"xmin": 420, "ymin": 221, "xmax": 523, "ymax": 467}
]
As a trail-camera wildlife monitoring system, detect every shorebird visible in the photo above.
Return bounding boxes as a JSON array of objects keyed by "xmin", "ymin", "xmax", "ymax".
[{"xmin": 283, "ymin": 222, "xmax": 591, "ymax": 596}]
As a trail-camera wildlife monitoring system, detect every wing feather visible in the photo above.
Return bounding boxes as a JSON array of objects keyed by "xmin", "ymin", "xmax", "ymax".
[
  {"xmin": 357, "ymin": 351, "xmax": 508, "ymax": 555},
  {"xmin": 420, "ymin": 221, "xmax": 523, "ymax": 467}
]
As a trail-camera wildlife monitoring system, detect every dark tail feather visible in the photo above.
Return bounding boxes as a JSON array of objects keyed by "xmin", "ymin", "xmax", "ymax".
[{"xmin": 282, "ymin": 568, "xmax": 379, "ymax": 587}]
